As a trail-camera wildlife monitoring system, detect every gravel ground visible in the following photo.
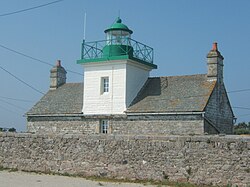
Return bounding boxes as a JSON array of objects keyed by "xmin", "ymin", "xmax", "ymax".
[{"xmin": 0, "ymin": 171, "xmax": 157, "ymax": 187}]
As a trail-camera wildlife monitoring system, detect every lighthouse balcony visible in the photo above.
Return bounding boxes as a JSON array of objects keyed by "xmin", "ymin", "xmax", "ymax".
[{"xmin": 77, "ymin": 38, "xmax": 156, "ymax": 69}]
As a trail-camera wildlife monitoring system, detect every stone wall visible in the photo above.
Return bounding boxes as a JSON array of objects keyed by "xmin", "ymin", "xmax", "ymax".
[
  {"xmin": 205, "ymin": 83, "xmax": 234, "ymax": 134},
  {"xmin": 27, "ymin": 114, "xmax": 204, "ymax": 135},
  {"xmin": 27, "ymin": 116, "xmax": 98, "ymax": 134},
  {"xmin": 0, "ymin": 133, "xmax": 249, "ymax": 187}
]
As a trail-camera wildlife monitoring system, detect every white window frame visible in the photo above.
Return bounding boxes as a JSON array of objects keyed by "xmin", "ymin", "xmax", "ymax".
[
  {"xmin": 101, "ymin": 77, "xmax": 109, "ymax": 94},
  {"xmin": 100, "ymin": 120, "xmax": 109, "ymax": 134}
]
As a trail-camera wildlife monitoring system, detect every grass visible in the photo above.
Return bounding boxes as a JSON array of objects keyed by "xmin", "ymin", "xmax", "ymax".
[
  {"xmin": 8, "ymin": 168, "xmax": 18, "ymax": 172},
  {"xmin": 0, "ymin": 166, "xmax": 18, "ymax": 172},
  {"xmin": 0, "ymin": 166, "xmax": 10, "ymax": 171},
  {"xmin": 84, "ymin": 176, "xmax": 214, "ymax": 187},
  {"xmin": 0, "ymin": 166, "xmax": 224, "ymax": 187}
]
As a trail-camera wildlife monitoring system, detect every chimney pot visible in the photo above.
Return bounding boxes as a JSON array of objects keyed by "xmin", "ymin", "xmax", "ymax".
[
  {"xmin": 56, "ymin": 60, "xmax": 61, "ymax": 67},
  {"xmin": 212, "ymin": 42, "xmax": 218, "ymax": 51},
  {"xmin": 50, "ymin": 60, "xmax": 67, "ymax": 90}
]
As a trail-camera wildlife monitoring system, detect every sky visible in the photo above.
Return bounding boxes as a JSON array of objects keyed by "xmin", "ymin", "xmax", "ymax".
[{"xmin": 0, "ymin": 0, "xmax": 250, "ymax": 132}]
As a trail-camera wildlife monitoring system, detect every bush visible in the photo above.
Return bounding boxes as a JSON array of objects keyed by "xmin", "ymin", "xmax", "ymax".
[
  {"xmin": 234, "ymin": 122, "xmax": 250, "ymax": 135},
  {"xmin": 8, "ymin": 128, "xmax": 16, "ymax": 132},
  {"xmin": 234, "ymin": 128, "xmax": 250, "ymax": 135}
]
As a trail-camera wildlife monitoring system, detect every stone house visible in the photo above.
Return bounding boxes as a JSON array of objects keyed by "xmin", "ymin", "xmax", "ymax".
[{"xmin": 26, "ymin": 18, "xmax": 235, "ymax": 135}]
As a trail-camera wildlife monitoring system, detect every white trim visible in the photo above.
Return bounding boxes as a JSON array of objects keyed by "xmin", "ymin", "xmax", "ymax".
[{"xmin": 82, "ymin": 59, "xmax": 154, "ymax": 71}]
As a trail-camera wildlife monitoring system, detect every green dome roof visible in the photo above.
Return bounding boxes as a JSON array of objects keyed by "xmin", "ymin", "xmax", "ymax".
[{"xmin": 104, "ymin": 17, "xmax": 133, "ymax": 34}]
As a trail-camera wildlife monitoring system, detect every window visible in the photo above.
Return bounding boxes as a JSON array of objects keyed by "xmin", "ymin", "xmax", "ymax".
[
  {"xmin": 101, "ymin": 77, "xmax": 109, "ymax": 93},
  {"xmin": 100, "ymin": 120, "xmax": 109, "ymax": 134}
]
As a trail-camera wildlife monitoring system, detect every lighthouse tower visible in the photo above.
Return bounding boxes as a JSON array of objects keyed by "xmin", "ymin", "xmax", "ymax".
[{"xmin": 77, "ymin": 17, "xmax": 157, "ymax": 115}]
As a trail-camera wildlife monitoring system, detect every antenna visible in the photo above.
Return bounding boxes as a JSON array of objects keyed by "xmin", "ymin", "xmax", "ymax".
[{"xmin": 83, "ymin": 12, "xmax": 87, "ymax": 40}]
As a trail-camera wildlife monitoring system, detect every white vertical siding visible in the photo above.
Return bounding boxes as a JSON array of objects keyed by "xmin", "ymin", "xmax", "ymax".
[
  {"xmin": 126, "ymin": 63, "xmax": 149, "ymax": 107},
  {"xmin": 82, "ymin": 60, "xmax": 151, "ymax": 115},
  {"xmin": 83, "ymin": 62, "xmax": 126, "ymax": 114}
]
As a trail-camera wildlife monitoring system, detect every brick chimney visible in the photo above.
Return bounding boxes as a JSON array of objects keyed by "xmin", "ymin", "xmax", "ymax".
[
  {"xmin": 50, "ymin": 60, "xmax": 67, "ymax": 90},
  {"xmin": 206, "ymin": 42, "xmax": 224, "ymax": 83}
]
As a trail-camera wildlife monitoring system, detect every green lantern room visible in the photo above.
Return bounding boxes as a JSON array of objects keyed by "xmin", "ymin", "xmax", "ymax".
[{"xmin": 77, "ymin": 17, "xmax": 157, "ymax": 69}]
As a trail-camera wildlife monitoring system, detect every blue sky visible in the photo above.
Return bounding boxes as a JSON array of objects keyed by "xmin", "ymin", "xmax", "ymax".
[{"xmin": 0, "ymin": 0, "xmax": 250, "ymax": 131}]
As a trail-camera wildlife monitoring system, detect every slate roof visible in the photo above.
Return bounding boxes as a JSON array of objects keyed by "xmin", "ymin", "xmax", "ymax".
[
  {"xmin": 27, "ymin": 83, "xmax": 83, "ymax": 115},
  {"xmin": 27, "ymin": 74, "xmax": 216, "ymax": 116},
  {"xmin": 127, "ymin": 74, "xmax": 216, "ymax": 113}
]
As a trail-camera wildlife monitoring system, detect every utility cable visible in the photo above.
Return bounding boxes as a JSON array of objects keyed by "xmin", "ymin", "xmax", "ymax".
[
  {"xmin": 232, "ymin": 106, "xmax": 250, "ymax": 111},
  {"xmin": 0, "ymin": 99, "xmax": 27, "ymax": 111},
  {"xmin": 237, "ymin": 113, "xmax": 250, "ymax": 117},
  {"xmin": 0, "ymin": 0, "xmax": 64, "ymax": 17},
  {"xmin": 0, "ymin": 96, "xmax": 34, "ymax": 103},
  {"xmin": 0, "ymin": 44, "xmax": 83, "ymax": 76},
  {"xmin": 0, "ymin": 65, "xmax": 45, "ymax": 95},
  {"xmin": 0, "ymin": 105, "xmax": 20, "ymax": 115},
  {"xmin": 227, "ymin": 88, "xmax": 250, "ymax": 93}
]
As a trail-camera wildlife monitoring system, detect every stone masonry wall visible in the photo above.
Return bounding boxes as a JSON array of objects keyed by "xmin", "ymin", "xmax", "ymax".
[
  {"xmin": 27, "ymin": 117, "xmax": 98, "ymax": 134},
  {"xmin": 27, "ymin": 114, "xmax": 204, "ymax": 135},
  {"xmin": 205, "ymin": 83, "xmax": 234, "ymax": 134},
  {"xmin": 0, "ymin": 133, "xmax": 249, "ymax": 187}
]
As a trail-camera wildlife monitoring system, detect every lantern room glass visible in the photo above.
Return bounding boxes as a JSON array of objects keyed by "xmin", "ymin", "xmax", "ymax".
[{"xmin": 106, "ymin": 30, "xmax": 131, "ymax": 45}]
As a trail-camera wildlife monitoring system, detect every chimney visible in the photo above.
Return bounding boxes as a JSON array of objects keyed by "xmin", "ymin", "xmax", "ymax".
[
  {"xmin": 50, "ymin": 60, "xmax": 67, "ymax": 90},
  {"xmin": 206, "ymin": 42, "xmax": 224, "ymax": 82}
]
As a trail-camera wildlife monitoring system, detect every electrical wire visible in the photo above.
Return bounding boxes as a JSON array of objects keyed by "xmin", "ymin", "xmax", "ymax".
[
  {"xmin": 227, "ymin": 88, "xmax": 250, "ymax": 93},
  {"xmin": 232, "ymin": 106, "xmax": 250, "ymax": 111},
  {"xmin": 0, "ymin": 99, "xmax": 27, "ymax": 111},
  {"xmin": 237, "ymin": 114, "xmax": 250, "ymax": 117},
  {"xmin": 0, "ymin": 96, "xmax": 34, "ymax": 103},
  {"xmin": 0, "ymin": 65, "xmax": 45, "ymax": 95},
  {"xmin": 0, "ymin": 105, "xmax": 20, "ymax": 115},
  {"xmin": 0, "ymin": 44, "xmax": 83, "ymax": 76},
  {"xmin": 0, "ymin": 0, "xmax": 64, "ymax": 17}
]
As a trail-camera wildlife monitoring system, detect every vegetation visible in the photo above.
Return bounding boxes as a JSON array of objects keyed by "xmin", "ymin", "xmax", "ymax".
[
  {"xmin": 8, "ymin": 128, "xmax": 16, "ymax": 132},
  {"xmin": 0, "ymin": 127, "xmax": 16, "ymax": 132},
  {"xmin": 0, "ymin": 166, "xmax": 213, "ymax": 187},
  {"xmin": 234, "ymin": 122, "xmax": 250, "ymax": 135}
]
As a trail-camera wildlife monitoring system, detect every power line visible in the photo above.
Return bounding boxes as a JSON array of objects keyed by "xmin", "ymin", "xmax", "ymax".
[
  {"xmin": 0, "ymin": 65, "xmax": 45, "ymax": 95},
  {"xmin": 0, "ymin": 99, "xmax": 27, "ymax": 111},
  {"xmin": 0, "ymin": 44, "xmax": 53, "ymax": 66},
  {"xmin": 0, "ymin": 43, "xmax": 83, "ymax": 76},
  {"xmin": 0, "ymin": 0, "xmax": 64, "ymax": 17},
  {"xmin": 237, "ymin": 114, "xmax": 250, "ymax": 117},
  {"xmin": 232, "ymin": 106, "xmax": 250, "ymax": 111},
  {"xmin": 0, "ymin": 96, "xmax": 34, "ymax": 103},
  {"xmin": 0, "ymin": 105, "xmax": 20, "ymax": 115},
  {"xmin": 227, "ymin": 88, "xmax": 250, "ymax": 93}
]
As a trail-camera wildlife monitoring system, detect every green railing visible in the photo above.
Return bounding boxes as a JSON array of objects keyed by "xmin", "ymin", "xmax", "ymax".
[{"xmin": 81, "ymin": 38, "xmax": 154, "ymax": 64}]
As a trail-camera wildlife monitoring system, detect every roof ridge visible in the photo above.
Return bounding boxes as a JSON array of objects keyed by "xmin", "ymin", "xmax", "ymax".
[
  {"xmin": 64, "ymin": 82, "xmax": 82, "ymax": 85},
  {"xmin": 149, "ymin": 74, "xmax": 207, "ymax": 79}
]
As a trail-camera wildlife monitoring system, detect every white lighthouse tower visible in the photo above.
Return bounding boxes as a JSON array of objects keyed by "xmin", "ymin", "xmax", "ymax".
[{"xmin": 77, "ymin": 17, "xmax": 157, "ymax": 115}]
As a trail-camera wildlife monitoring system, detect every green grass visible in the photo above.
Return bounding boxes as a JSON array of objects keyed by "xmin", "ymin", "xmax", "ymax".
[
  {"xmin": 0, "ymin": 166, "xmax": 223, "ymax": 187},
  {"xmin": 8, "ymin": 168, "xmax": 18, "ymax": 172},
  {"xmin": 84, "ymin": 176, "xmax": 213, "ymax": 187},
  {"xmin": 0, "ymin": 166, "xmax": 18, "ymax": 172},
  {"xmin": 0, "ymin": 166, "xmax": 9, "ymax": 171}
]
